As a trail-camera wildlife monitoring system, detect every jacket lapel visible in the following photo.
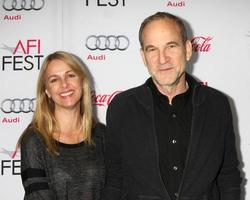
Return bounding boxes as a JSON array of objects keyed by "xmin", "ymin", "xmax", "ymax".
[
  {"xmin": 178, "ymin": 84, "xmax": 208, "ymax": 194},
  {"xmin": 135, "ymin": 82, "xmax": 172, "ymax": 199}
]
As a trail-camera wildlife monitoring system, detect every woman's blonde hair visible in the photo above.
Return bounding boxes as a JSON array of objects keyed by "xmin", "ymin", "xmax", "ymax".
[{"xmin": 19, "ymin": 51, "xmax": 96, "ymax": 154}]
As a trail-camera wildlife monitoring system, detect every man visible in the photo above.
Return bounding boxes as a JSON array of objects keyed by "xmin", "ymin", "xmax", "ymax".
[{"xmin": 104, "ymin": 12, "xmax": 242, "ymax": 200}]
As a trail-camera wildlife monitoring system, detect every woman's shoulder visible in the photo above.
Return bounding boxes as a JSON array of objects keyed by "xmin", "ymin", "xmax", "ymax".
[
  {"xmin": 21, "ymin": 126, "xmax": 43, "ymax": 148},
  {"xmin": 19, "ymin": 126, "xmax": 47, "ymax": 159}
]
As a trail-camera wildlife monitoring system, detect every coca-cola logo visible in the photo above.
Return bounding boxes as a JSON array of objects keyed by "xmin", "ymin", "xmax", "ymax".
[
  {"xmin": 191, "ymin": 36, "xmax": 213, "ymax": 52},
  {"xmin": 91, "ymin": 91, "xmax": 121, "ymax": 106}
]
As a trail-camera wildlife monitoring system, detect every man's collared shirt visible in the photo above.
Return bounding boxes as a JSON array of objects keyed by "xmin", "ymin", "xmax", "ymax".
[{"xmin": 148, "ymin": 77, "xmax": 193, "ymax": 200}]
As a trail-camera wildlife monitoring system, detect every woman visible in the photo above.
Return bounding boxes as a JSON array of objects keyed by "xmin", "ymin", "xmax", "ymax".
[{"xmin": 18, "ymin": 51, "xmax": 105, "ymax": 199}]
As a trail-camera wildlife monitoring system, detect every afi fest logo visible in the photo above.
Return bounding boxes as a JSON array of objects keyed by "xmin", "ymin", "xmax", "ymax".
[
  {"xmin": 84, "ymin": 0, "xmax": 125, "ymax": 6},
  {"xmin": 0, "ymin": 148, "xmax": 19, "ymax": 159},
  {"xmin": 0, "ymin": 148, "xmax": 20, "ymax": 175},
  {"xmin": 1, "ymin": 39, "xmax": 44, "ymax": 71},
  {"xmin": 91, "ymin": 91, "xmax": 121, "ymax": 106},
  {"xmin": 191, "ymin": 36, "xmax": 213, "ymax": 52}
]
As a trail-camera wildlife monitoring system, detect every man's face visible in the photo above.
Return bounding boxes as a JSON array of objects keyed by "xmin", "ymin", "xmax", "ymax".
[{"xmin": 140, "ymin": 19, "xmax": 192, "ymax": 90}]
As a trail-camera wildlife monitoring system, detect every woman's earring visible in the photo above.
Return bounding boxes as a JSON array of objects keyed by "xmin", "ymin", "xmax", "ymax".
[{"xmin": 45, "ymin": 90, "xmax": 51, "ymax": 98}]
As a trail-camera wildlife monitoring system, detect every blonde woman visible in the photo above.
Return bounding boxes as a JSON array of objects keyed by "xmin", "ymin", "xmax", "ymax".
[{"xmin": 18, "ymin": 51, "xmax": 105, "ymax": 200}]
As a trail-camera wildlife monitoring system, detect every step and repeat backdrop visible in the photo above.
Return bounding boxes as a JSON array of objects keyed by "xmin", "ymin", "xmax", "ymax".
[{"xmin": 0, "ymin": 0, "xmax": 250, "ymax": 199}]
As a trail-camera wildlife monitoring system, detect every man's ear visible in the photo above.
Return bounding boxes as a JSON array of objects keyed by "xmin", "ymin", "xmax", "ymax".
[
  {"xmin": 140, "ymin": 48, "xmax": 147, "ymax": 66},
  {"xmin": 185, "ymin": 40, "xmax": 192, "ymax": 61}
]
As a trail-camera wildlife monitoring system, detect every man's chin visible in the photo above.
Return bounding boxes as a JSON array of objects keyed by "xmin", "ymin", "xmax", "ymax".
[{"xmin": 153, "ymin": 78, "xmax": 176, "ymax": 87}]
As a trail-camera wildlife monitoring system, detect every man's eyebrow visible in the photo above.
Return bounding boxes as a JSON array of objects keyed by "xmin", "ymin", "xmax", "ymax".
[
  {"xmin": 167, "ymin": 41, "xmax": 178, "ymax": 45},
  {"xmin": 144, "ymin": 45, "xmax": 156, "ymax": 51}
]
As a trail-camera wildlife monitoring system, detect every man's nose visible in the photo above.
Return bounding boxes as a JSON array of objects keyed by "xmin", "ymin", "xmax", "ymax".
[{"xmin": 159, "ymin": 50, "xmax": 168, "ymax": 64}]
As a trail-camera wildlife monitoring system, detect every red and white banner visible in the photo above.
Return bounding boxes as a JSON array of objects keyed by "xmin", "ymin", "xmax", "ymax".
[{"xmin": 1, "ymin": 0, "xmax": 249, "ymax": 199}]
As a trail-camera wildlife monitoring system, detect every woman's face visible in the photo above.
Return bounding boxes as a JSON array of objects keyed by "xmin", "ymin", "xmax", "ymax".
[{"xmin": 44, "ymin": 59, "xmax": 83, "ymax": 111}]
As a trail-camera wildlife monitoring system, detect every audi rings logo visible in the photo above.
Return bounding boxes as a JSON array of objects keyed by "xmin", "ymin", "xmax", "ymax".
[
  {"xmin": 3, "ymin": 0, "xmax": 45, "ymax": 11},
  {"xmin": 1, "ymin": 98, "xmax": 36, "ymax": 113},
  {"xmin": 85, "ymin": 35, "xmax": 129, "ymax": 51}
]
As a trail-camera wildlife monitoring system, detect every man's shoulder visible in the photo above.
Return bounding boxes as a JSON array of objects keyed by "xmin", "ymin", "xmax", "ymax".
[
  {"xmin": 199, "ymin": 84, "xmax": 227, "ymax": 98},
  {"xmin": 197, "ymin": 84, "xmax": 229, "ymax": 106},
  {"xmin": 92, "ymin": 122, "xmax": 106, "ymax": 140},
  {"xmin": 111, "ymin": 82, "xmax": 147, "ymax": 105},
  {"xmin": 187, "ymin": 73, "xmax": 227, "ymax": 100},
  {"xmin": 106, "ymin": 83, "xmax": 149, "ymax": 119}
]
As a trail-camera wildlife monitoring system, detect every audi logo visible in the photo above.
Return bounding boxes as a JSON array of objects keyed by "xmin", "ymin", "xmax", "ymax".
[
  {"xmin": 3, "ymin": 0, "xmax": 45, "ymax": 11},
  {"xmin": 85, "ymin": 35, "xmax": 129, "ymax": 51},
  {"xmin": 1, "ymin": 98, "xmax": 36, "ymax": 113}
]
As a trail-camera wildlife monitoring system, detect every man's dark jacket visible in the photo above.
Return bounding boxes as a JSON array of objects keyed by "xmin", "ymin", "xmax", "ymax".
[{"xmin": 104, "ymin": 74, "xmax": 242, "ymax": 200}]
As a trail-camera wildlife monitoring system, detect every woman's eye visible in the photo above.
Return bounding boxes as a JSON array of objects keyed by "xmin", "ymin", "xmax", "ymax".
[
  {"xmin": 50, "ymin": 78, "xmax": 57, "ymax": 83},
  {"xmin": 69, "ymin": 73, "xmax": 76, "ymax": 78}
]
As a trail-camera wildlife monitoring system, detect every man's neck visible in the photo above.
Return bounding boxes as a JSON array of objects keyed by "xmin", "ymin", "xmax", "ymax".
[{"xmin": 155, "ymin": 76, "xmax": 188, "ymax": 105}]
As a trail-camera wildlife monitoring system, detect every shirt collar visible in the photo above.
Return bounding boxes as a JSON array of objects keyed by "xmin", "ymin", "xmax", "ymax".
[{"xmin": 147, "ymin": 76, "xmax": 193, "ymax": 106}]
